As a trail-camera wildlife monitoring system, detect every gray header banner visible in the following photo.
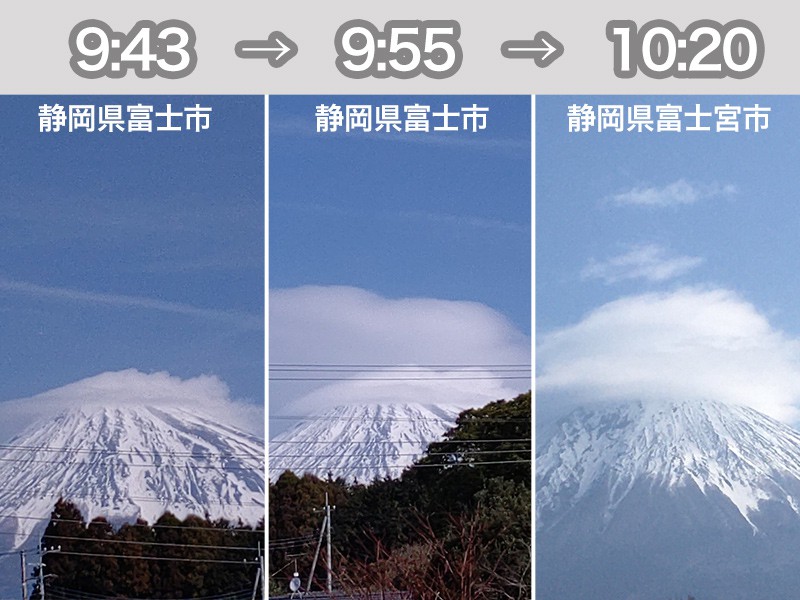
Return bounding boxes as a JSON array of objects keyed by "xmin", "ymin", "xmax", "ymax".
[{"xmin": 4, "ymin": 0, "xmax": 786, "ymax": 93}]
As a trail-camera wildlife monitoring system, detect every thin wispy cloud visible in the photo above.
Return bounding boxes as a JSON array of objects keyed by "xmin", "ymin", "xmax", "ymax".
[
  {"xmin": 395, "ymin": 209, "xmax": 528, "ymax": 234},
  {"xmin": 0, "ymin": 277, "xmax": 261, "ymax": 330},
  {"xmin": 140, "ymin": 256, "xmax": 261, "ymax": 274},
  {"xmin": 581, "ymin": 244, "xmax": 703, "ymax": 284},
  {"xmin": 271, "ymin": 202, "xmax": 528, "ymax": 234},
  {"xmin": 608, "ymin": 179, "xmax": 736, "ymax": 208},
  {"xmin": 270, "ymin": 115, "xmax": 528, "ymax": 153}
]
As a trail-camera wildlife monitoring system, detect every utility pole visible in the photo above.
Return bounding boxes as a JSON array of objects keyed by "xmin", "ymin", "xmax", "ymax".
[
  {"xmin": 307, "ymin": 493, "xmax": 336, "ymax": 593},
  {"xmin": 325, "ymin": 492, "xmax": 333, "ymax": 594},
  {"xmin": 29, "ymin": 543, "xmax": 60, "ymax": 600},
  {"xmin": 19, "ymin": 551, "xmax": 27, "ymax": 600},
  {"xmin": 37, "ymin": 543, "xmax": 45, "ymax": 600},
  {"xmin": 257, "ymin": 542, "xmax": 265, "ymax": 600},
  {"xmin": 260, "ymin": 551, "xmax": 266, "ymax": 600},
  {"xmin": 251, "ymin": 542, "xmax": 263, "ymax": 600},
  {"xmin": 306, "ymin": 515, "xmax": 327, "ymax": 593}
]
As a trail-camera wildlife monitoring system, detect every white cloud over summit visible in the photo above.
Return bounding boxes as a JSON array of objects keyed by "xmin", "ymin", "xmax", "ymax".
[
  {"xmin": 537, "ymin": 287, "xmax": 800, "ymax": 424},
  {"xmin": 0, "ymin": 369, "xmax": 263, "ymax": 443},
  {"xmin": 269, "ymin": 286, "xmax": 531, "ymax": 425}
]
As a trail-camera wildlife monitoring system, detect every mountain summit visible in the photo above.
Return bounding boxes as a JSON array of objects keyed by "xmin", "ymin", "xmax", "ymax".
[
  {"xmin": 537, "ymin": 399, "xmax": 800, "ymax": 600},
  {"xmin": 269, "ymin": 402, "xmax": 466, "ymax": 483}
]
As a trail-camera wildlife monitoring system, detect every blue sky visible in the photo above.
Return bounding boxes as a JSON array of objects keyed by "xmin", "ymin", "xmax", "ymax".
[
  {"xmin": 0, "ymin": 96, "xmax": 264, "ymax": 419},
  {"xmin": 270, "ymin": 95, "xmax": 531, "ymax": 332},
  {"xmin": 537, "ymin": 96, "xmax": 800, "ymax": 424},
  {"xmin": 269, "ymin": 95, "xmax": 531, "ymax": 429}
]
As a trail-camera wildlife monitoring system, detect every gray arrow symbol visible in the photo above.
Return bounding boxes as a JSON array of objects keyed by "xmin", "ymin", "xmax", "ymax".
[
  {"xmin": 235, "ymin": 31, "xmax": 298, "ymax": 68},
  {"xmin": 501, "ymin": 31, "xmax": 564, "ymax": 68}
]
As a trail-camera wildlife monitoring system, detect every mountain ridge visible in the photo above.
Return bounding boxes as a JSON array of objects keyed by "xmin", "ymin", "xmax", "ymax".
[
  {"xmin": 0, "ymin": 403, "xmax": 265, "ymax": 557},
  {"xmin": 537, "ymin": 398, "xmax": 800, "ymax": 599},
  {"xmin": 269, "ymin": 402, "xmax": 469, "ymax": 483}
]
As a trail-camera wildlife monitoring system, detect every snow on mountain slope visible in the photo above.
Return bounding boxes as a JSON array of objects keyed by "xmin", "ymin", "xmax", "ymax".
[
  {"xmin": 537, "ymin": 399, "xmax": 800, "ymax": 600},
  {"xmin": 537, "ymin": 399, "xmax": 800, "ymax": 529},
  {"xmin": 269, "ymin": 403, "xmax": 466, "ymax": 483},
  {"xmin": 0, "ymin": 404, "xmax": 265, "ymax": 556}
]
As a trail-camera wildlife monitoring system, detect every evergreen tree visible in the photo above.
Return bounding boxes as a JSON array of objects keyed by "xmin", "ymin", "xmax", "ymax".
[
  {"xmin": 268, "ymin": 392, "xmax": 532, "ymax": 599},
  {"xmin": 34, "ymin": 501, "xmax": 262, "ymax": 598},
  {"xmin": 116, "ymin": 518, "xmax": 154, "ymax": 596}
]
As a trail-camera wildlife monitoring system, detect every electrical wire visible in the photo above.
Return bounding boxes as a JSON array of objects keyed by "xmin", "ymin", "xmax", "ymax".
[
  {"xmin": 47, "ymin": 587, "xmax": 255, "ymax": 600},
  {"xmin": 269, "ymin": 437, "xmax": 530, "ymax": 445},
  {"xmin": 269, "ymin": 362, "xmax": 530, "ymax": 382},
  {"xmin": 271, "ymin": 375, "xmax": 530, "ymax": 381},
  {"xmin": 410, "ymin": 458, "xmax": 531, "ymax": 467},
  {"xmin": 54, "ymin": 550, "xmax": 260, "ymax": 565},
  {"xmin": 0, "ymin": 455, "xmax": 262, "ymax": 470},
  {"xmin": 269, "ymin": 448, "xmax": 529, "ymax": 459},
  {"xmin": 269, "ymin": 414, "xmax": 529, "ymax": 422},
  {"xmin": 0, "ymin": 514, "xmax": 263, "ymax": 532},
  {"xmin": 0, "ymin": 443, "xmax": 259, "ymax": 459},
  {"xmin": 41, "ymin": 535, "xmax": 260, "ymax": 552},
  {"xmin": 270, "ymin": 363, "xmax": 531, "ymax": 368},
  {"xmin": 269, "ymin": 534, "xmax": 316, "ymax": 545},
  {"xmin": 271, "ymin": 367, "xmax": 531, "ymax": 373},
  {"xmin": 271, "ymin": 459, "xmax": 532, "ymax": 470}
]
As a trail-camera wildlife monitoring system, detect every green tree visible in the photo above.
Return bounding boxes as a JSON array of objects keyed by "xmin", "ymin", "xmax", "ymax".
[{"xmin": 268, "ymin": 392, "xmax": 532, "ymax": 599}]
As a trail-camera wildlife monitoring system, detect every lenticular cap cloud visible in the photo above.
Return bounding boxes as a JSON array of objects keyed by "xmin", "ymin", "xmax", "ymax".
[
  {"xmin": 537, "ymin": 287, "xmax": 800, "ymax": 424},
  {"xmin": 269, "ymin": 285, "xmax": 531, "ymax": 416},
  {"xmin": 0, "ymin": 369, "xmax": 263, "ymax": 442},
  {"xmin": 270, "ymin": 285, "xmax": 530, "ymax": 368},
  {"xmin": 288, "ymin": 369, "xmax": 521, "ymax": 414}
]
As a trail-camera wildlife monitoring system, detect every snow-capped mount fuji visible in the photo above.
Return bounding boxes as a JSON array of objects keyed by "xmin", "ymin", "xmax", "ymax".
[
  {"xmin": 0, "ymin": 404, "xmax": 265, "ymax": 558},
  {"xmin": 269, "ymin": 402, "xmax": 466, "ymax": 483},
  {"xmin": 537, "ymin": 399, "xmax": 800, "ymax": 600}
]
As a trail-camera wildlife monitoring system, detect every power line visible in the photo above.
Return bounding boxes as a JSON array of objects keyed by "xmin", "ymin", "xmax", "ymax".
[
  {"xmin": 270, "ymin": 363, "xmax": 531, "ymax": 368},
  {"xmin": 0, "ymin": 443, "xmax": 259, "ymax": 459},
  {"xmin": 271, "ymin": 366, "xmax": 530, "ymax": 371},
  {"xmin": 0, "ymin": 514, "xmax": 264, "ymax": 532},
  {"xmin": 268, "ymin": 539, "xmax": 314, "ymax": 550},
  {"xmin": 97, "ymin": 494, "xmax": 263, "ymax": 507},
  {"xmin": 33, "ymin": 493, "xmax": 264, "ymax": 507},
  {"xmin": 53, "ymin": 550, "xmax": 260, "ymax": 565},
  {"xmin": 269, "ymin": 414, "xmax": 529, "ymax": 422},
  {"xmin": 42, "ymin": 534, "xmax": 259, "ymax": 552},
  {"xmin": 269, "ymin": 448, "xmax": 529, "ymax": 459},
  {"xmin": 268, "ymin": 539, "xmax": 313, "ymax": 548},
  {"xmin": 270, "ymin": 437, "xmax": 531, "ymax": 445},
  {"xmin": 0, "ymin": 519, "xmax": 266, "ymax": 541},
  {"xmin": 53, "ymin": 519, "xmax": 264, "ymax": 533},
  {"xmin": 269, "ymin": 534, "xmax": 314, "ymax": 546},
  {"xmin": 271, "ymin": 459, "xmax": 531, "ymax": 471},
  {"xmin": 0, "ymin": 455, "xmax": 262, "ymax": 470},
  {"xmin": 409, "ymin": 458, "xmax": 531, "ymax": 467},
  {"xmin": 47, "ymin": 585, "xmax": 255, "ymax": 600},
  {"xmin": 0, "ymin": 495, "xmax": 264, "ymax": 512},
  {"xmin": 271, "ymin": 375, "xmax": 530, "ymax": 381},
  {"xmin": 268, "ymin": 535, "xmax": 315, "ymax": 550}
]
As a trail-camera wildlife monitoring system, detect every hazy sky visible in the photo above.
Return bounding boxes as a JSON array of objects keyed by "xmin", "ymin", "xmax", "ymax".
[
  {"xmin": 0, "ymin": 96, "xmax": 264, "ymax": 425},
  {"xmin": 537, "ymin": 95, "xmax": 800, "ymax": 425},
  {"xmin": 269, "ymin": 96, "xmax": 532, "ymax": 435}
]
